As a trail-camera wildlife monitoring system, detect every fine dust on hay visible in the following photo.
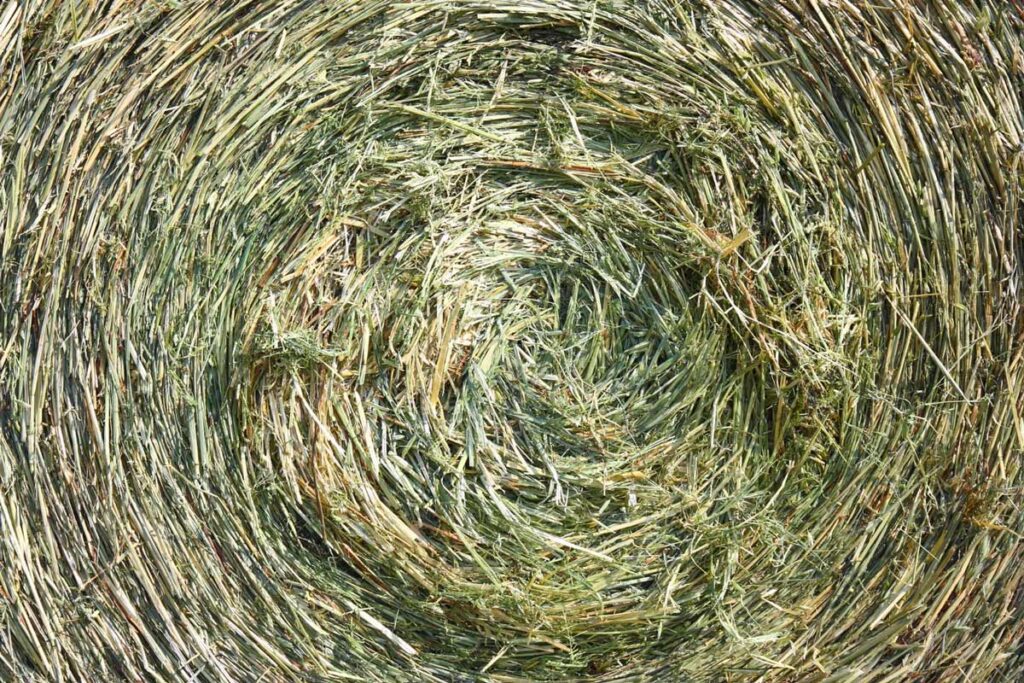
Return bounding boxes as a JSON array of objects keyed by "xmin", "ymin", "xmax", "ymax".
[{"xmin": 1, "ymin": 1, "xmax": 1023, "ymax": 681}]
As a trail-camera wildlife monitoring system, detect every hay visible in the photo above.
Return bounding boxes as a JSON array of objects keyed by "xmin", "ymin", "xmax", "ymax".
[{"xmin": 1, "ymin": 1, "xmax": 1023, "ymax": 680}]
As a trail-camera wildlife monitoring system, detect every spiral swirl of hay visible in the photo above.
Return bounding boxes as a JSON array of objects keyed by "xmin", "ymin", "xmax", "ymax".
[{"xmin": 1, "ymin": 1, "xmax": 1023, "ymax": 681}]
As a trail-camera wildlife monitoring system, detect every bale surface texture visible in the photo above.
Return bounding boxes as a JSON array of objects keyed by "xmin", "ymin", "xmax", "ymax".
[{"xmin": 1, "ymin": 1, "xmax": 1024, "ymax": 681}]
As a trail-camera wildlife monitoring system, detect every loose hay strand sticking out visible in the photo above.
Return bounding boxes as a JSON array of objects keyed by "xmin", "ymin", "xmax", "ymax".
[{"xmin": 1, "ymin": 1, "xmax": 1023, "ymax": 681}]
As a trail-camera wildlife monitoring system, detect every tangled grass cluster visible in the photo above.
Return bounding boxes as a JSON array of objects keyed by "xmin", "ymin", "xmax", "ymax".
[{"xmin": 2, "ymin": 1, "xmax": 1023, "ymax": 681}]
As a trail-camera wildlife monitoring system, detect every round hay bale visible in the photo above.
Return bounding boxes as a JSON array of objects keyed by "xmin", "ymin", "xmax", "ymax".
[{"xmin": 1, "ymin": 1, "xmax": 1022, "ymax": 681}]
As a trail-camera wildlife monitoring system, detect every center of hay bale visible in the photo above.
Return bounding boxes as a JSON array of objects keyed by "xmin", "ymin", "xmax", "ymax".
[{"xmin": 230, "ymin": 67, "xmax": 842, "ymax": 667}]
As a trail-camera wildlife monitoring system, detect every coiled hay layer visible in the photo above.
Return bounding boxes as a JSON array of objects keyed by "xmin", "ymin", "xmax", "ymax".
[{"xmin": 1, "ymin": 1, "xmax": 1023, "ymax": 681}]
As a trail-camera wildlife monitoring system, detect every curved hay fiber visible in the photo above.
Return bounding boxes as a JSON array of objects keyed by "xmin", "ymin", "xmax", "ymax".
[{"xmin": 1, "ymin": 1, "xmax": 1023, "ymax": 681}]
